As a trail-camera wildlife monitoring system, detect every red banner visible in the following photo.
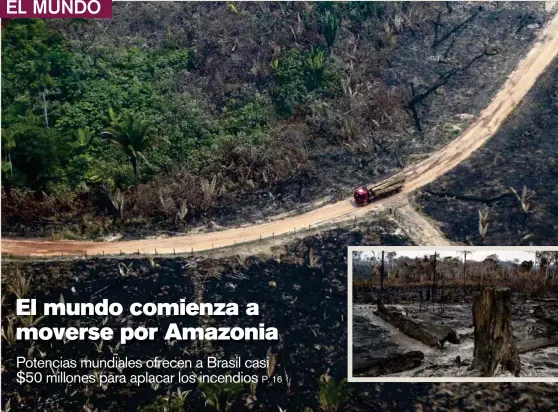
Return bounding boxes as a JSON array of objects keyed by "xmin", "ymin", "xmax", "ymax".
[{"xmin": 1, "ymin": 0, "xmax": 112, "ymax": 18}]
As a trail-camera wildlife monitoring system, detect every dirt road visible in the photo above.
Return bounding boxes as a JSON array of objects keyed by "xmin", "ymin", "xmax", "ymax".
[
  {"xmin": 4, "ymin": 13, "xmax": 558, "ymax": 257},
  {"xmin": 391, "ymin": 200, "xmax": 452, "ymax": 246}
]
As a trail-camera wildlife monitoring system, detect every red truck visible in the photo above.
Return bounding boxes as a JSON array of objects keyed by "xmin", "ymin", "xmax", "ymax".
[{"xmin": 353, "ymin": 175, "xmax": 406, "ymax": 205}]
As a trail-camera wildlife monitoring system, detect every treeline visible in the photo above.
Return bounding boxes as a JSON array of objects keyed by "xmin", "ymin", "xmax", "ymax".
[{"xmin": 352, "ymin": 251, "xmax": 558, "ymax": 295}]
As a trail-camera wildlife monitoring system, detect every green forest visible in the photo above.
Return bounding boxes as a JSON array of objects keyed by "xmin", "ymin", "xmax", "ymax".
[{"xmin": 1, "ymin": 4, "xmax": 369, "ymax": 237}]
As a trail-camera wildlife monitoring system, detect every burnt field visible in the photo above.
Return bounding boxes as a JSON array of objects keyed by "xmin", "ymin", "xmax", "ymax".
[
  {"xmin": 2, "ymin": 223, "xmax": 558, "ymax": 410},
  {"xmin": 352, "ymin": 286, "xmax": 558, "ymax": 378},
  {"xmin": 416, "ymin": 57, "xmax": 558, "ymax": 245},
  {"xmin": 351, "ymin": 250, "xmax": 558, "ymax": 378},
  {"xmin": 2, "ymin": 221, "xmax": 420, "ymax": 411}
]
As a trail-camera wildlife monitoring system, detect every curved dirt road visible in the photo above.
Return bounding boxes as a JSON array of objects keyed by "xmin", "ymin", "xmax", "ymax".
[{"xmin": 4, "ymin": 13, "xmax": 558, "ymax": 257}]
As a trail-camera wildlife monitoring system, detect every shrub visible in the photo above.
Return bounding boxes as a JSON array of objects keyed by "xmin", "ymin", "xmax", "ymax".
[
  {"xmin": 319, "ymin": 11, "xmax": 341, "ymax": 49},
  {"xmin": 270, "ymin": 48, "xmax": 337, "ymax": 118},
  {"xmin": 138, "ymin": 389, "xmax": 190, "ymax": 412},
  {"xmin": 318, "ymin": 373, "xmax": 349, "ymax": 412},
  {"xmin": 199, "ymin": 379, "xmax": 244, "ymax": 412}
]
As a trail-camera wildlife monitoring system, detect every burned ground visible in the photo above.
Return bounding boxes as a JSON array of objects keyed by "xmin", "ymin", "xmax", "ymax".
[
  {"xmin": 420, "ymin": 382, "xmax": 557, "ymax": 411},
  {"xmin": 416, "ymin": 58, "xmax": 558, "ymax": 245},
  {"xmin": 3, "ymin": 221, "xmax": 558, "ymax": 410},
  {"xmin": 1, "ymin": 221, "xmax": 421, "ymax": 411},
  {"xmin": 353, "ymin": 287, "xmax": 558, "ymax": 378},
  {"xmin": 178, "ymin": 2, "xmax": 552, "ymax": 235}
]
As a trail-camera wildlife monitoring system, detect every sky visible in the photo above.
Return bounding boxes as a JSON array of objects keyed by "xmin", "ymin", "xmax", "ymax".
[{"xmin": 359, "ymin": 250, "xmax": 537, "ymax": 263}]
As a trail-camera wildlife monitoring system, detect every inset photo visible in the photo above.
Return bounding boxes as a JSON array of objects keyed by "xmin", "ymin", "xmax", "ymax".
[{"xmin": 348, "ymin": 247, "xmax": 558, "ymax": 382}]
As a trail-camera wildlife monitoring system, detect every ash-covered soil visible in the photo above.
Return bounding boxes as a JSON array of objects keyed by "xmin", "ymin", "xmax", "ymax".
[
  {"xmin": 3, "ymin": 222, "xmax": 557, "ymax": 410},
  {"xmin": 353, "ymin": 298, "xmax": 558, "ymax": 378},
  {"xmin": 1, "ymin": 222, "xmax": 418, "ymax": 411},
  {"xmin": 420, "ymin": 382, "xmax": 558, "ymax": 411},
  {"xmin": 416, "ymin": 58, "xmax": 558, "ymax": 245}
]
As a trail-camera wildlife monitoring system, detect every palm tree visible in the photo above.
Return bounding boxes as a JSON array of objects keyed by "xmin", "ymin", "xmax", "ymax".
[
  {"xmin": 75, "ymin": 127, "xmax": 95, "ymax": 154},
  {"xmin": 100, "ymin": 109, "xmax": 159, "ymax": 177}
]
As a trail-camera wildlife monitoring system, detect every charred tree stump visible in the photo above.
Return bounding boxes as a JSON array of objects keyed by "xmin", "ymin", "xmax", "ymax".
[
  {"xmin": 472, "ymin": 287, "xmax": 520, "ymax": 377},
  {"xmin": 375, "ymin": 303, "xmax": 459, "ymax": 348}
]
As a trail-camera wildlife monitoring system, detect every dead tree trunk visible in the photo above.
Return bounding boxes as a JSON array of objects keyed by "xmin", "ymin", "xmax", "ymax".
[
  {"xmin": 432, "ymin": 10, "xmax": 442, "ymax": 46},
  {"xmin": 462, "ymin": 250, "xmax": 471, "ymax": 287},
  {"xmin": 353, "ymin": 349, "xmax": 424, "ymax": 377},
  {"xmin": 370, "ymin": 263, "xmax": 375, "ymax": 303},
  {"xmin": 408, "ymin": 83, "xmax": 423, "ymax": 138},
  {"xmin": 432, "ymin": 7, "xmax": 481, "ymax": 48},
  {"xmin": 375, "ymin": 303, "xmax": 459, "ymax": 348},
  {"xmin": 408, "ymin": 48, "xmax": 496, "ymax": 109},
  {"xmin": 406, "ymin": 47, "xmax": 497, "ymax": 137},
  {"xmin": 472, "ymin": 287, "xmax": 521, "ymax": 377},
  {"xmin": 530, "ymin": 298, "xmax": 558, "ymax": 303},
  {"xmin": 440, "ymin": 270, "xmax": 445, "ymax": 313}
]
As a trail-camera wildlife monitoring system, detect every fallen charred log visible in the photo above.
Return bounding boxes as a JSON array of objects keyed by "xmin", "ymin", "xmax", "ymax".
[
  {"xmin": 374, "ymin": 303, "xmax": 460, "ymax": 348},
  {"xmin": 543, "ymin": 318, "xmax": 558, "ymax": 328},
  {"xmin": 530, "ymin": 298, "xmax": 558, "ymax": 303},
  {"xmin": 517, "ymin": 337, "xmax": 558, "ymax": 354},
  {"xmin": 352, "ymin": 315, "xmax": 425, "ymax": 376},
  {"xmin": 353, "ymin": 349, "xmax": 424, "ymax": 377}
]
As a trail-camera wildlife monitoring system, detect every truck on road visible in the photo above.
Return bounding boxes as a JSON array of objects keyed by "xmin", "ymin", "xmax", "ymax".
[{"xmin": 353, "ymin": 175, "xmax": 406, "ymax": 205}]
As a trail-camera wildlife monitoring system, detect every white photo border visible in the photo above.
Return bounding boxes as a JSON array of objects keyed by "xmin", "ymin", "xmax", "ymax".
[{"xmin": 347, "ymin": 245, "xmax": 558, "ymax": 383}]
